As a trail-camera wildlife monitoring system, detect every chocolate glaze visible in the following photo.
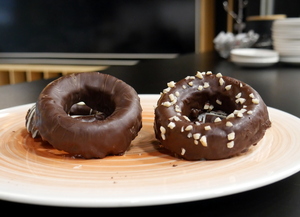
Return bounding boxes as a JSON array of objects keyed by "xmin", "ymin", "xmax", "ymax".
[
  {"xmin": 25, "ymin": 72, "xmax": 142, "ymax": 159},
  {"xmin": 154, "ymin": 72, "xmax": 271, "ymax": 160}
]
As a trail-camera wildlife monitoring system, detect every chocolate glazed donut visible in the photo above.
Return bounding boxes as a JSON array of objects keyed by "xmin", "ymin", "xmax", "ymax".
[
  {"xmin": 26, "ymin": 72, "xmax": 142, "ymax": 159},
  {"xmin": 154, "ymin": 71, "xmax": 271, "ymax": 160}
]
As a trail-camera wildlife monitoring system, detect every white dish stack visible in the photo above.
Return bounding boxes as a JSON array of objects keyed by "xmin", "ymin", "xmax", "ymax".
[{"xmin": 272, "ymin": 18, "xmax": 300, "ymax": 64}]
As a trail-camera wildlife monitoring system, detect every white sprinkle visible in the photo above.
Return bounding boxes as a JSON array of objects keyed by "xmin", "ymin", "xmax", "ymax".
[
  {"xmin": 194, "ymin": 140, "xmax": 199, "ymax": 145},
  {"xmin": 235, "ymin": 98, "xmax": 246, "ymax": 104},
  {"xmin": 227, "ymin": 141, "xmax": 234, "ymax": 148},
  {"xmin": 206, "ymin": 71, "xmax": 212, "ymax": 75},
  {"xmin": 160, "ymin": 126, "xmax": 166, "ymax": 140},
  {"xmin": 187, "ymin": 132, "xmax": 193, "ymax": 138},
  {"xmin": 225, "ymin": 85, "xmax": 232, "ymax": 90},
  {"xmin": 226, "ymin": 113, "xmax": 235, "ymax": 119},
  {"xmin": 209, "ymin": 105, "xmax": 214, "ymax": 110},
  {"xmin": 185, "ymin": 76, "xmax": 195, "ymax": 80},
  {"xmin": 234, "ymin": 109, "xmax": 245, "ymax": 114},
  {"xmin": 196, "ymin": 71, "xmax": 203, "ymax": 79},
  {"xmin": 169, "ymin": 116, "xmax": 174, "ymax": 121},
  {"xmin": 169, "ymin": 116, "xmax": 180, "ymax": 122},
  {"xmin": 237, "ymin": 112, "xmax": 244, "ymax": 118},
  {"xmin": 204, "ymin": 82, "xmax": 210, "ymax": 88},
  {"xmin": 167, "ymin": 81, "xmax": 176, "ymax": 88},
  {"xmin": 200, "ymin": 136, "xmax": 208, "ymax": 147},
  {"xmin": 182, "ymin": 85, "xmax": 187, "ymax": 89},
  {"xmin": 219, "ymin": 78, "xmax": 225, "ymax": 86},
  {"xmin": 240, "ymin": 98, "xmax": 246, "ymax": 104},
  {"xmin": 249, "ymin": 93, "xmax": 255, "ymax": 98},
  {"xmin": 240, "ymin": 108, "xmax": 247, "ymax": 113},
  {"xmin": 214, "ymin": 117, "xmax": 222, "ymax": 122},
  {"xmin": 204, "ymin": 126, "xmax": 212, "ymax": 131},
  {"xmin": 216, "ymin": 72, "xmax": 222, "ymax": 78},
  {"xmin": 247, "ymin": 110, "xmax": 253, "ymax": 115},
  {"xmin": 193, "ymin": 133, "xmax": 201, "ymax": 140},
  {"xmin": 198, "ymin": 85, "xmax": 203, "ymax": 91},
  {"xmin": 183, "ymin": 115, "xmax": 191, "ymax": 121},
  {"xmin": 175, "ymin": 105, "xmax": 182, "ymax": 113},
  {"xmin": 181, "ymin": 126, "xmax": 185, "ymax": 132},
  {"xmin": 226, "ymin": 121, "xmax": 233, "ymax": 127},
  {"xmin": 175, "ymin": 91, "xmax": 180, "ymax": 97},
  {"xmin": 169, "ymin": 94, "xmax": 175, "ymax": 101},
  {"xmin": 161, "ymin": 101, "xmax": 172, "ymax": 107},
  {"xmin": 235, "ymin": 92, "xmax": 242, "ymax": 98},
  {"xmin": 252, "ymin": 98, "xmax": 259, "ymax": 104},
  {"xmin": 163, "ymin": 87, "xmax": 171, "ymax": 93},
  {"xmin": 160, "ymin": 126, "xmax": 166, "ymax": 134},
  {"xmin": 181, "ymin": 148, "xmax": 186, "ymax": 155},
  {"xmin": 240, "ymin": 83, "xmax": 243, "ymax": 88},
  {"xmin": 216, "ymin": 99, "xmax": 222, "ymax": 105},
  {"xmin": 168, "ymin": 122, "xmax": 176, "ymax": 129},
  {"xmin": 185, "ymin": 125, "xmax": 193, "ymax": 131},
  {"xmin": 188, "ymin": 81, "xmax": 193, "ymax": 87},
  {"xmin": 204, "ymin": 103, "xmax": 210, "ymax": 110},
  {"xmin": 227, "ymin": 132, "xmax": 235, "ymax": 140}
]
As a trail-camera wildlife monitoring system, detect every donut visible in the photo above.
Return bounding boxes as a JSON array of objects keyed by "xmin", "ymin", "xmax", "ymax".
[
  {"xmin": 25, "ymin": 72, "xmax": 143, "ymax": 159},
  {"xmin": 154, "ymin": 71, "xmax": 271, "ymax": 160}
]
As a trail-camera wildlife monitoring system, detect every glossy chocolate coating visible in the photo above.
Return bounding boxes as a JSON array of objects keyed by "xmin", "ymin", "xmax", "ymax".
[
  {"xmin": 154, "ymin": 72, "xmax": 271, "ymax": 160},
  {"xmin": 26, "ymin": 72, "xmax": 142, "ymax": 158}
]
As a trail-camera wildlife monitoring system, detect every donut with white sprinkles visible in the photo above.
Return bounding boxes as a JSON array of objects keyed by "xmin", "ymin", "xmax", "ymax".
[{"xmin": 154, "ymin": 71, "xmax": 271, "ymax": 160}]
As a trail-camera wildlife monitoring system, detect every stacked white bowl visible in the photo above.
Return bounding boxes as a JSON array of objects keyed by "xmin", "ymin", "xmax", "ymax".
[{"xmin": 272, "ymin": 18, "xmax": 300, "ymax": 64}]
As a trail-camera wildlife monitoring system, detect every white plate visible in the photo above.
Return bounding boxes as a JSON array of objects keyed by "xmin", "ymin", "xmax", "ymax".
[
  {"xmin": 280, "ymin": 55, "xmax": 300, "ymax": 65},
  {"xmin": 272, "ymin": 31, "xmax": 300, "ymax": 39},
  {"xmin": 230, "ymin": 61, "xmax": 278, "ymax": 67},
  {"xmin": 273, "ymin": 18, "xmax": 300, "ymax": 26},
  {"xmin": 274, "ymin": 49, "xmax": 300, "ymax": 55},
  {"xmin": 231, "ymin": 55, "xmax": 279, "ymax": 63},
  {"xmin": 230, "ymin": 55, "xmax": 278, "ymax": 67},
  {"xmin": 231, "ymin": 48, "xmax": 279, "ymax": 58},
  {"xmin": 230, "ymin": 49, "xmax": 279, "ymax": 67},
  {"xmin": 273, "ymin": 18, "xmax": 300, "ymax": 29},
  {"xmin": 0, "ymin": 95, "xmax": 300, "ymax": 207}
]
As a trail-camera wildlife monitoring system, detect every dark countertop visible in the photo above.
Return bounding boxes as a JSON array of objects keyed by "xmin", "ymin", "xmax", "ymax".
[{"xmin": 0, "ymin": 52, "xmax": 300, "ymax": 215}]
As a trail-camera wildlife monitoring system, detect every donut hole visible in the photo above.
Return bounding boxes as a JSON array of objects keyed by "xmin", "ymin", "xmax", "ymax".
[
  {"xmin": 69, "ymin": 92, "xmax": 116, "ymax": 121},
  {"xmin": 181, "ymin": 92, "xmax": 237, "ymax": 123}
]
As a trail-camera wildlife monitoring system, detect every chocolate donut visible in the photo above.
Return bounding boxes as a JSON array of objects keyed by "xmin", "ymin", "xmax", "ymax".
[
  {"xmin": 154, "ymin": 71, "xmax": 271, "ymax": 160},
  {"xmin": 26, "ymin": 72, "xmax": 142, "ymax": 159}
]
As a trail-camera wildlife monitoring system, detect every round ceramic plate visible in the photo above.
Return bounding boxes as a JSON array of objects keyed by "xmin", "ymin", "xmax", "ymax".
[
  {"xmin": 230, "ymin": 57, "xmax": 279, "ymax": 67},
  {"xmin": 230, "ymin": 48, "xmax": 279, "ymax": 58},
  {"xmin": 1, "ymin": 94, "xmax": 300, "ymax": 207},
  {"xmin": 230, "ymin": 48, "xmax": 279, "ymax": 67}
]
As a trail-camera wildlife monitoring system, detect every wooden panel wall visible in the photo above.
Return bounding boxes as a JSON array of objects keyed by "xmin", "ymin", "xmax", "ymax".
[{"xmin": 0, "ymin": 65, "xmax": 107, "ymax": 85}]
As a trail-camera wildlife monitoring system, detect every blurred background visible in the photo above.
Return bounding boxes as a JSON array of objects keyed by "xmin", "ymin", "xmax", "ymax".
[{"xmin": 0, "ymin": 0, "xmax": 299, "ymax": 84}]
